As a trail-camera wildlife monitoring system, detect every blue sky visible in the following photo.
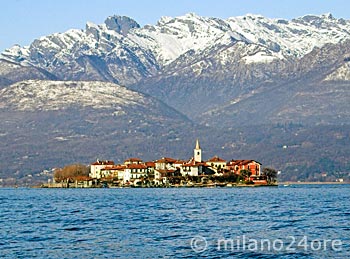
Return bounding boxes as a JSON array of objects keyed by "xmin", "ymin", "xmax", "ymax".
[{"xmin": 1, "ymin": 0, "xmax": 350, "ymax": 52}]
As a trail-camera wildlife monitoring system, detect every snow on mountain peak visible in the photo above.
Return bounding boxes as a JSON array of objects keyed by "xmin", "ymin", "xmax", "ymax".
[
  {"xmin": 104, "ymin": 15, "xmax": 140, "ymax": 36},
  {"xmin": 227, "ymin": 13, "xmax": 350, "ymax": 58},
  {"xmin": 1, "ymin": 44, "xmax": 30, "ymax": 63},
  {"xmin": 1, "ymin": 12, "xmax": 350, "ymax": 78},
  {"xmin": 322, "ymin": 13, "xmax": 334, "ymax": 19},
  {"xmin": 157, "ymin": 16, "xmax": 173, "ymax": 26},
  {"xmin": 0, "ymin": 80, "xmax": 146, "ymax": 111},
  {"xmin": 133, "ymin": 13, "xmax": 241, "ymax": 64},
  {"xmin": 297, "ymin": 13, "xmax": 335, "ymax": 22}
]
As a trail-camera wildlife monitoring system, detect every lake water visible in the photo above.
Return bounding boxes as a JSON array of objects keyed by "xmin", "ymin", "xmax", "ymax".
[{"xmin": 0, "ymin": 185, "xmax": 349, "ymax": 258}]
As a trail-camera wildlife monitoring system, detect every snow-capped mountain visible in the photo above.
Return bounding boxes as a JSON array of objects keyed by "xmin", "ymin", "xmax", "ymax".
[{"xmin": 1, "ymin": 13, "xmax": 350, "ymax": 86}]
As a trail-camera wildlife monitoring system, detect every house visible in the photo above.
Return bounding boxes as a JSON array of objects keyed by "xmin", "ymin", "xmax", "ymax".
[
  {"xmin": 155, "ymin": 157, "xmax": 177, "ymax": 170},
  {"xmin": 100, "ymin": 165, "xmax": 126, "ymax": 180},
  {"xmin": 225, "ymin": 160, "xmax": 263, "ymax": 184},
  {"xmin": 124, "ymin": 158, "xmax": 143, "ymax": 165},
  {"xmin": 145, "ymin": 161, "xmax": 156, "ymax": 168},
  {"xmin": 226, "ymin": 160, "xmax": 262, "ymax": 176},
  {"xmin": 174, "ymin": 160, "xmax": 186, "ymax": 169},
  {"xmin": 123, "ymin": 163, "xmax": 148, "ymax": 183},
  {"xmin": 154, "ymin": 169, "xmax": 181, "ymax": 185},
  {"xmin": 180, "ymin": 159, "xmax": 204, "ymax": 176},
  {"xmin": 72, "ymin": 175, "xmax": 94, "ymax": 188},
  {"xmin": 206, "ymin": 156, "xmax": 227, "ymax": 174},
  {"xmin": 144, "ymin": 161, "xmax": 156, "ymax": 180},
  {"xmin": 90, "ymin": 160, "xmax": 115, "ymax": 179}
]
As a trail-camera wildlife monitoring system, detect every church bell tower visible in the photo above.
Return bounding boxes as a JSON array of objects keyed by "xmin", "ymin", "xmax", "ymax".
[{"xmin": 194, "ymin": 139, "xmax": 202, "ymax": 163}]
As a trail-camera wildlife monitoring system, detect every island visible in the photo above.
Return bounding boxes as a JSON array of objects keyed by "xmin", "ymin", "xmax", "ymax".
[{"xmin": 42, "ymin": 139, "xmax": 278, "ymax": 188}]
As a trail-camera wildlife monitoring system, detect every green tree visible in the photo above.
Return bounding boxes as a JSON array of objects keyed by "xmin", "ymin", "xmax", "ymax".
[
  {"xmin": 240, "ymin": 169, "xmax": 252, "ymax": 183},
  {"xmin": 262, "ymin": 167, "xmax": 278, "ymax": 184}
]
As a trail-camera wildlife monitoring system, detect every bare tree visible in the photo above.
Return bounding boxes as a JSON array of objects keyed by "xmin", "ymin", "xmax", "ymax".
[{"xmin": 54, "ymin": 164, "xmax": 89, "ymax": 182}]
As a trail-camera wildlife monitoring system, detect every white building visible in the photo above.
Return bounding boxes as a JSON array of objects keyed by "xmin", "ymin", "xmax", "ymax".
[
  {"xmin": 123, "ymin": 163, "xmax": 148, "ymax": 183},
  {"xmin": 90, "ymin": 160, "xmax": 115, "ymax": 179},
  {"xmin": 179, "ymin": 139, "xmax": 205, "ymax": 176},
  {"xmin": 155, "ymin": 157, "xmax": 177, "ymax": 170},
  {"xmin": 194, "ymin": 139, "xmax": 202, "ymax": 162},
  {"xmin": 124, "ymin": 158, "xmax": 143, "ymax": 165},
  {"xmin": 206, "ymin": 156, "xmax": 227, "ymax": 173},
  {"xmin": 100, "ymin": 165, "xmax": 126, "ymax": 180},
  {"xmin": 180, "ymin": 160, "xmax": 201, "ymax": 176}
]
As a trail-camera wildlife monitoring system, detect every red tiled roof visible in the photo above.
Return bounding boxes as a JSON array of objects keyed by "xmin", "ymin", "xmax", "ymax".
[
  {"xmin": 102, "ymin": 165, "xmax": 126, "ymax": 170},
  {"xmin": 75, "ymin": 176, "xmax": 92, "ymax": 181},
  {"xmin": 91, "ymin": 160, "xmax": 115, "ymax": 166},
  {"xmin": 227, "ymin": 160, "xmax": 261, "ymax": 166},
  {"xmin": 207, "ymin": 156, "xmax": 226, "ymax": 163},
  {"xmin": 145, "ymin": 161, "xmax": 156, "ymax": 167},
  {"xmin": 182, "ymin": 161, "xmax": 205, "ymax": 167},
  {"xmin": 126, "ymin": 164, "xmax": 148, "ymax": 169},
  {"xmin": 174, "ymin": 160, "xmax": 186, "ymax": 164},
  {"xmin": 155, "ymin": 157, "xmax": 177, "ymax": 163}
]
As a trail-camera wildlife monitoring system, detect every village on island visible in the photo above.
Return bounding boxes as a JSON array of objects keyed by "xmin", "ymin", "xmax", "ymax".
[{"xmin": 45, "ymin": 139, "xmax": 278, "ymax": 188}]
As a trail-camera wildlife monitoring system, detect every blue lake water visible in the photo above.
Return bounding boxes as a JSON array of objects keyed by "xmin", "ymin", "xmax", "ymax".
[{"xmin": 0, "ymin": 185, "xmax": 349, "ymax": 258}]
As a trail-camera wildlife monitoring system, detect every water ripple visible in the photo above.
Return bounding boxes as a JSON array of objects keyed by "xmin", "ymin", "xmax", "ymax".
[{"xmin": 0, "ymin": 186, "xmax": 349, "ymax": 258}]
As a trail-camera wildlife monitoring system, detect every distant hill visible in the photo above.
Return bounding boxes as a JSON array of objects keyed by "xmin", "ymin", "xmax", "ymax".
[{"xmin": 0, "ymin": 80, "xmax": 194, "ymax": 185}]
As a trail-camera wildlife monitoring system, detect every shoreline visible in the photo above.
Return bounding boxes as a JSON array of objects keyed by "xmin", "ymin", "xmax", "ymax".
[
  {"xmin": 36, "ymin": 182, "xmax": 279, "ymax": 188},
  {"xmin": 279, "ymin": 181, "xmax": 349, "ymax": 185},
  {"xmin": 4, "ymin": 182, "xmax": 350, "ymax": 188}
]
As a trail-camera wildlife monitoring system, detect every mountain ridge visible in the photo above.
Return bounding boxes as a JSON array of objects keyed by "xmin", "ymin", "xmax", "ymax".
[{"xmin": 2, "ymin": 13, "xmax": 350, "ymax": 84}]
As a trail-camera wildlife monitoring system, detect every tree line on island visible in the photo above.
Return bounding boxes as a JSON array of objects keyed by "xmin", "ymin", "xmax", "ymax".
[{"xmin": 53, "ymin": 164, "xmax": 90, "ymax": 183}]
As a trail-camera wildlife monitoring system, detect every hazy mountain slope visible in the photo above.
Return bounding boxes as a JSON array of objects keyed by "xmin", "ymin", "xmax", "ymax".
[
  {"xmin": 201, "ymin": 40, "xmax": 350, "ymax": 126},
  {"xmin": 0, "ymin": 80, "xmax": 193, "ymax": 180},
  {"xmin": 0, "ymin": 59, "xmax": 57, "ymax": 89},
  {"xmin": 131, "ymin": 41, "xmax": 290, "ymax": 116}
]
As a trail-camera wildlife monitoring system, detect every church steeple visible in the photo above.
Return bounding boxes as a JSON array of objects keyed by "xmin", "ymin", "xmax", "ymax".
[
  {"xmin": 195, "ymin": 139, "xmax": 200, "ymax": 149},
  {"xmin": 194, "ymin": 139, "xmax": 202, "ymax": 162}
]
